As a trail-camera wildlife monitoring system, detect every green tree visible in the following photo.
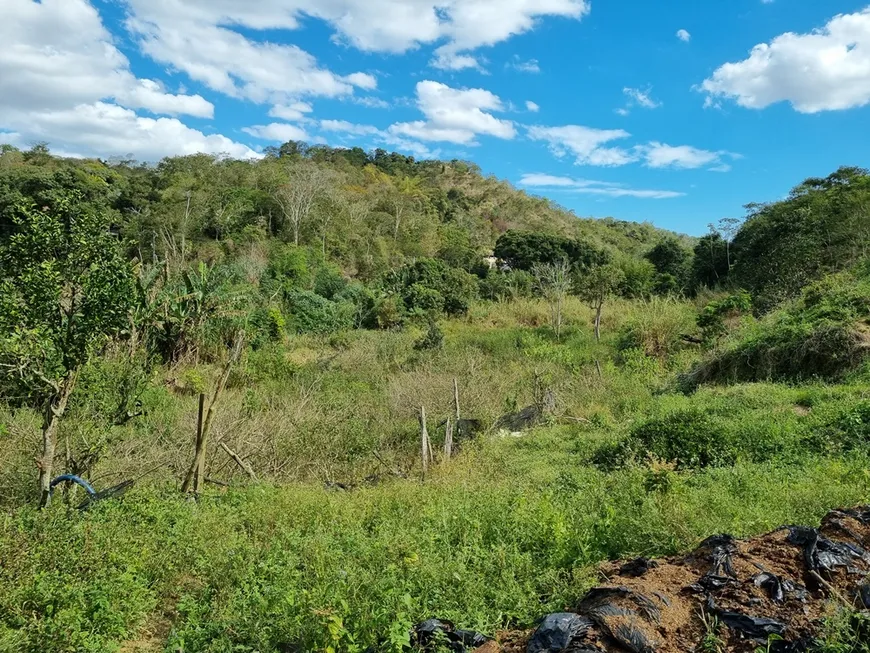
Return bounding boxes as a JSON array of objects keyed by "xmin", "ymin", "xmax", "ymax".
[
  {"xmin": 690, "ymin": 233, "xmax": 730, "ymax": 292},
  {"xmin": 494, "ymin": 231, "xmax": 607, "ymax": 271},
  {"xmin": 645, "ymin": 238, "xmax": 691, "ymax": 293},
  {"xmin": 576, "ymin": 263, "xmax": 625, "ymax": 341},
  {"xmin": 0, "ymin": 196, "xmax": 134, "ymax": 506}
]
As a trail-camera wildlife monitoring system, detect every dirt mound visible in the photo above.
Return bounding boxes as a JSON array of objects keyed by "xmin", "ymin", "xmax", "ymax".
[{"xmin": 493, "ymin": 507, "xmax": 870, "ymax": 652}]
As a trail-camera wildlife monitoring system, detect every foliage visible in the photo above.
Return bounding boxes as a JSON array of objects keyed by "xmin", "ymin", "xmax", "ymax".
[
  {"xmin": 645, "ymin": 238, "xmax": 691, "ymax": 293},
  {"xmin": 731, "ymin": 167, "xmax": 870, "ymax": 311},
  {"xmin": 494, "ymin": 230, "xmax": 608, "ymax": 271},
  {"xmin": 0, "ymin": 196, "xmax": 134, "ymax": 404},
  {"xmin": 697, "ymin": 291, "xmax": 753, "ymax": 345},
  {"xmin": 685, "ymin": 272, "xmax": 870, "ymax": 388},
  {"xmin": 286, "ymin": 290, "xmax": 354, "ymax": 335},
  {"xmin": 382, "ymin": 258, "xmax": 479, "ymax": 318}
]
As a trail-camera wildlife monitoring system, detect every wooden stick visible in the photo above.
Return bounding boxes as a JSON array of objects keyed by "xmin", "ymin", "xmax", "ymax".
[
  {"xmin": 182, "ymin": 332, "xmax": 245, "ymax": 494},
  {"xmin": 809, "ymin": 570, "xmax": 853, "ymax": 607},
  {"xmin": 453, "ymin": 378, "xmax": 461, "ymax": 421},
  {"xmin": 220, "ymin": 442, "xmax": 258, "ymax": 481},
  {"xmin": 444, "ymin": 417, "xmax": 453, "ymax": 461},
  {"xmin": 420, "ymin": 406, "xmax": 429, "ymax": 476}
]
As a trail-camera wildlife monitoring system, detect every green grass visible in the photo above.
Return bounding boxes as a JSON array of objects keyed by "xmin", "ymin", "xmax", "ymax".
[
  {"xmin": 2, "ymin": 451, "xmax": 870, "ymax": 652},
  {"xmin": 3, "ymin": 296, "xmax": 870, "ymax": 651}
]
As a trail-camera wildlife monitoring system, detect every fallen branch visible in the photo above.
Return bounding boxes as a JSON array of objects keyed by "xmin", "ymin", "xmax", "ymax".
[{"xmin": 220, "ymin": 442, "xmax": 257, "ymax": 481}]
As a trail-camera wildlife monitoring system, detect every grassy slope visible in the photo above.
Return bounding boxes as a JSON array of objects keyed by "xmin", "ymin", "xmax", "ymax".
[{"xmin": 3, "ymin": 297, "xmax": 870, "ymax": 651}]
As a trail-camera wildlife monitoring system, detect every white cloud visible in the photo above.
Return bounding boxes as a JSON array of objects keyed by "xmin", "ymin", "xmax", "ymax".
[
  {"xmin": 269, "ymin": 102, "xmax": 314, "ymax": 121},
  {"xmin": 526, "ymin": 101, "xmax": 540, "ymax": 112},
  {"xmin": 243, "ymin": 123, "xmax": 310, "ymax": 142},
  {"xmin": 351, "ymin": 96, "xmax": 392, "ymax": 109},
  {"xmin": 314, "ymin": 119, "xmax": 439, "ymax": 159},
  {"xmin": 388, "ymin": 81, "xmax": 515, "ymax": 144},
  {"xmin": 320, "ymin": 120, "xmax": 380, "ymax": 135},
  {"xmin": 623, "ymin": 87, "xmax": 661, "ymax": 109},
  {"xmin": 344, "ymin": 72, "xmax": 378, "ymax": 90},
  {"xmin": 431, "ymin": 52, "xmax": 483, "ymax": 71},
  {"xmin": 122, "ymin": 0, "xmax": 589, "ymax": 77},
  {"xmin": 528, "ymin": 124, "xmax": 636, "ymax": 166},
  {"xmin": 0, "ymin": 0, "xmax": 213, "ymax": 118},
  {"xmin": 8, "ymin": 102, "xmax": 259, "ymax": 160},
  {"xmin": 0, "ymin": 0, "xmax": 261, "ymax": 160},
  {"xmin": 641, "ymin": 142, "xmax": 738, "ymax": 170},
  {"xmin": 615, "ymin": 108, "xmax": 630, "ymax": 117},
  {"xmin": 519, "ymin": 173, "xmax": 684, "ymax": 199},
  {"xmin": 510, "ymin": 57, "xmax": 541, "ymax": 73},
  {"xmin": 677, "ymin": 29, "xmax": 691, "ymax": 42},
  {"xmin": 702, "ymin": 8, "xmax": 870, "ymax": 113}
]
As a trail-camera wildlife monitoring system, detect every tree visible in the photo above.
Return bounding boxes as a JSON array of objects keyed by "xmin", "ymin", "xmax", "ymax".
[
  {"xmin": 0, "ymin": 195, "xmax": 134, "ymax": 507},
  {"xmin": 690, "ymin": 233, "xmax": 729, "ymax": 292},
  {"xmin": 576, "ymin": 263, "xmax": 624, "ymax": 341},
  {"xmin": 274, "ymin": 162, "xmax": 333, "ymax": 245},
  {"xmin": 645, "ymin": 238, "xmax": 691, "ymax": 293},
  {"xmin": 494, "ymin": 231, "xmax": 607, "ymax": 271},
  {"xmin": 532, "ymin": 260, "xmax": 572, "ymax": 339}
]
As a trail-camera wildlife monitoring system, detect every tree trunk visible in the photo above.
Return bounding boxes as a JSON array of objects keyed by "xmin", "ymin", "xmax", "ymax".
[
  {"xmin": 37, "ymin": 372, "xmax": 78, "ymax": 509},
  {"xmin": 594, "ymin": 302, "xmax": 603, "ymax": 342}
]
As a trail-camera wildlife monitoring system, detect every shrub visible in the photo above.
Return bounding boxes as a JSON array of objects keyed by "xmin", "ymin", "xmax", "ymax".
[
  {"xmin": 626, "ymin": 409, "xmax": 733, "ymax": 468},
  {"xmin": 616, "ymin": 298, "xmax": 696, "ymax": 359},
  {"xmin": 413, "ymin": 320, "xmax": 445, "ymax": 352},
  {"xmin": 286, "ymin": 290, "xmax": 354, "ymax": 335},
  {"xmin": 382, "ymin": 259, "xmax": 478, "ymax": 317}
]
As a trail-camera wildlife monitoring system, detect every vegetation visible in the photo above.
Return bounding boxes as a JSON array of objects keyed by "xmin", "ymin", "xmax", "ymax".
[{"xmin": 3, "ymin": 143, "xmax": 870, "ymax": 651}]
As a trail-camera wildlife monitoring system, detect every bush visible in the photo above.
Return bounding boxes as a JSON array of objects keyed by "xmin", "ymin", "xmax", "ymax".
[
  {"xmin": 624, "ymin": 409, "xmax": 733, "ymax": 469},
  {"xmin": 616, "ymin": 298, "xmax": 696, "ymax": 359},
  {"xmin": 684, "ymin": 273, "xmax": 870, "ymax": 388},
  {"xmin": 382, "ymin": 259, "xmax": 478, "ymax": 318},
  {"xmin": 413, "ymin": 320, "xmax": 445, "ymax": 352},
  {"xmin": 286, "ymin": 290, "xmax": 354, "ymax": 335},
  {"xmin": 697, "ymin": 291, "xmax": 752, "ymax": 345}
]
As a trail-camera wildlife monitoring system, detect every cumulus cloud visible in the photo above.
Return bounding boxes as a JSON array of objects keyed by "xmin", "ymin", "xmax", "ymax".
[
  {"xmin": 702, "ymin": 8, "xmax": 870, "ymax": 113},
  {"xmin": 320, "ymin": 120, "xmax": 380, "ymax": 135},
  {"xmin": 0, "ymin": 0, "xmax": 259, "ymax": 160},
  {"xmin": 388, "ymin": 81, "xmax": 516, "ymax": 144},
  {"xmin": 7, "ymin": 102, "xmax": 259, "ymax": 160},
  {"xmin": 677, "ymin": 29, "xmax": 691, "ymax": 42},
  {"xmin": 519, "ymin": 173, "xmax": 684, "ymax": 199},
  {"xmin": 314, "ymin": 119, "xmax": 440, "ymax": 159},
  {"xmin": 528, "ymin": 124, "xmax": 636, "ymax": 166},
  {"xmin": 526, "ymin": 101, "xmax": 540, "ymax": 112},
  {"xmin": 269, "ymin": 102, "xmax": 314, "ymax": 121},
  {"xmin": 122, "ymin": 0, "xmax": 588, "ymax": 77},
  {"xmin": 0, "ymin": 0, "xmax": 213, "ymax": 118}
]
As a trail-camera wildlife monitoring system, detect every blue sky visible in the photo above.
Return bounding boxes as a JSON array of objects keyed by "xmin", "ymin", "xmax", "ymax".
[{"xmin": 2, "ymin": 0, "xmax": 870, "ymax": 235}]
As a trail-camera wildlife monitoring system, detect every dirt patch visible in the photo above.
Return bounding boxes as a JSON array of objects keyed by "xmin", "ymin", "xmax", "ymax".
[{"xmin": 492, "ymin": 507, "xmax": 870, "ymax": 652}]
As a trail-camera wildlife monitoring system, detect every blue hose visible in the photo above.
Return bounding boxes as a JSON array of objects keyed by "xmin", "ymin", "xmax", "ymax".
[{"xmin": 49, "ymin": 474, "xmax": 97, "ymax": 497}]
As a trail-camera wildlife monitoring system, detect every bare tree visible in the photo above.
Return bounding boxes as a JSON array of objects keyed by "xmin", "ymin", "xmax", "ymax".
[
  {"xmin": 274, "ymin": 163, "xmax": 333, "ymax": 246},
  {"xmin": 532, "ymin": 259, "xmax": 573, "ymax": 339}
]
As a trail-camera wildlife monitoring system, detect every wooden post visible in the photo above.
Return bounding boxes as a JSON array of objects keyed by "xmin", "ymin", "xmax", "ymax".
[
  {"xmin": 420, "ymin": 406, "xmax": 430, "ymax": 476},
  {"xmin": 182, "ymin": 332, "xmax": 245, "ymax": 494},
  {"xmin": 595, "ymin": 360, "xmax": 603, "ymax": 378},
  {"xmin": 453, "ymin": 378, "xmax": 461, "ymax": 421},
  {"xmin": 443, "ymin": 417, "xmax": 453, "ymax": 461}
]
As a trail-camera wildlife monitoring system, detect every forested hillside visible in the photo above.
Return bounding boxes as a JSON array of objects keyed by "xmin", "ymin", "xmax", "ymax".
[{"xmin": 3, "ymin": 142, "xmax": 870, "ymax": 652}]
